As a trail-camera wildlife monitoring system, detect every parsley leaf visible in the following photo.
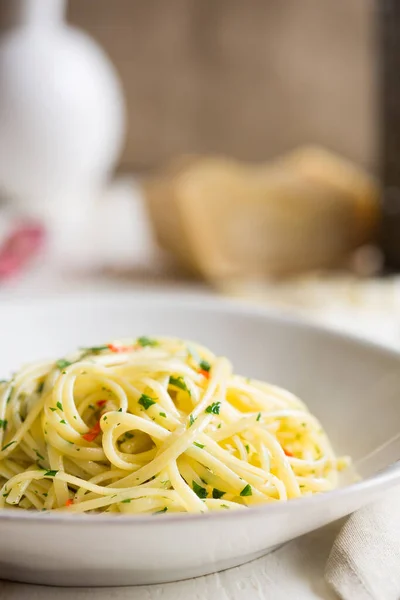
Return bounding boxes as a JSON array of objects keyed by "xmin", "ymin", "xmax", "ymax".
[
  {"xmin": 0, "ymin": 419, "xmax": 7, "ymax": 430},
  {"xmin": 159, "ymin": 412, "xmax": 167, "ymax": 418},
  {"xmin": 245, "ymin": 444, "xmax": 250, "ymax": 454},
  {"xmin": 193, "ymin": 441, "xmax": 205, "ymax": 449},
  {"xmin": 192, "ymin": 480, "xmax": 207, "ymax": 499},
  {"xmin": 56, "ymin": 401, "xmax": 63, "ymax": 411},
  {"xmin": 60, "ymin": 419, "xmax": 67, "ymax": 424},
  {"xmin": 189, "ymin": 414, "xmax": 196, "ymax": 427},
  {"xmin": 212, "ymin": 488, "xmax": 225, "ymax": 499},
  {"xmin": 121, "ymin": 498, "xmax": 131, "ymax": 503},
  {"xmin": 80, "ymin": 345, "xmax": 108, "ymax": 354},
  {"xmin": 1, "ymin": 441, "xmax": 15, "ymax": 451},
  {"xmin": 34, "ymin": 449, "xmax": 45, "ymax": 461},
  {"xmin": 43, "ymin": 470, "xmax": 58, "ymax": 477},
  {"xmin": 256, "ymin": 412, "xmax": 261, "ymax": 421},
  {"xmin": 169, "ymin": 376, "xmax": 190, "ymax": 394},
  {"xmin": 137, "ymin": 336, "xmax": 158, "ymax": 347},
  {"xmin": 56, "ymin": 359, "xmax": 72, "ymax": 370},
  {"xmin": 138, "ymin": 394, "xmax": 156, "ymax": 410},
  {"xmin": 153, "ymin": 506, "xmax": 168, "ymax": 514},
  {"xmin": 199, "ymin": 360, "xmax": 211, "ymax": 372},
  {"xmin": 205, "ymin": 401, "xmax": 221, "ymax": 415},
  {"xmin": 240, "ymin": 484, "xmax": 252, "ymax": 497}
]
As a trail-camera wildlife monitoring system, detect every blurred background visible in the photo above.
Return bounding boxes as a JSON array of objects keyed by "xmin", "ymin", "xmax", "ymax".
[{"xmin": 1, "ymin": 0, "xmax": 400, "ymax": 346}]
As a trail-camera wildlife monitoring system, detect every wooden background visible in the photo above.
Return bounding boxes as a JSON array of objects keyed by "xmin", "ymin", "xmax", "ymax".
[
  {"xmin": 68, "ymin": 0, "xmax": 378, "ymax": 172},
  {"xmin": 0, "ymin": 1, "xmax": 367, "ymax": 173}
]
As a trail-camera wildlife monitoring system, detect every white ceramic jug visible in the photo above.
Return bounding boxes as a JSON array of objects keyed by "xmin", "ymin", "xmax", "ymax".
[{"xmin": 0, "ymin": 0, "xmax": 125, "ymax": 256}]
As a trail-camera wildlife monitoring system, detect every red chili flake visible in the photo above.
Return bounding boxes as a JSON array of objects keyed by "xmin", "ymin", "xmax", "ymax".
[
  {"xmin": 97, "ymin": 400, "xmax": 107, "ymax": 407},
  {"xmin": 65, "ymin": 498, "xmax": 74, "ymax": 507},
  {"xmin": 107, "ymin": 343, "xmax": 133, "ymax": 353},
  {"xmin": 82, "ymin": 420, "xmax": 101, "ymax": 442},
  {"xmin": 284, "ymin": 449, "xmax": 294, "ymax": 457},
  {"xmin": 199, "ymin": 369, "xmax": 210, "ymax": 379}
]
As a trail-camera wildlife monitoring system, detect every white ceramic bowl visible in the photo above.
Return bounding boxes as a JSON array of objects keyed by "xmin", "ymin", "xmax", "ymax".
[{"xmin": 0, "ymin": 292, "xmax": 399, "ymax": 587}]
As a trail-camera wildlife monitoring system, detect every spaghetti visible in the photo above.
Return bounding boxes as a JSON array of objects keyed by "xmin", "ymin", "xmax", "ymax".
[{"xmin": 0, "ymin": 337, "xmax": 349, "ymax": 514}]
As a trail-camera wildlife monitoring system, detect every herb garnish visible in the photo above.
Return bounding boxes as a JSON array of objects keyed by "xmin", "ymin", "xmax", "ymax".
[
  {"xmin": 125, "ymin": 432, "xmax": 134, "ymax": 439},
  {"xmin": 1, "ymin": 441, "xmax": 16, "ymax": 451},
  {"xmin": 193, "ymin": 442, "xmax": 205, "ymax": 449},
  {"xmin": 0, "ymin": 419, "xmax": 7, "ymax": 430},
  {"xmin": 159, "ymin": 412, "xmax": 167, "ymax": 418},
  {"xmin": 43, "ymin": 470, "xmax": 58, "ymax": 477},
  {"xmin": 205, "ymin": 401, "xmax": 221, "ymax": 415},
  {"xmin": 138, "ymin": 394, "xmax": 156, "ymax": 410},
  {"xmin": 56, "ymin": 359, "xmax": 72, "ymax": 370},
  {"xmin": 121, "ymin": 498, "xmax": 131, "ymax": 503},
  {"xmin": 256, "ymin": 412, "xmax": 261, "ymax": 422},
  {"xmin": 169, "ymin": 376, "xmax": 190, "ymax": 394},
  {"xmin": 56, "ymin": 401, "xmax": 63, "ymax": 411},
  {"xmin": 37, "ymin": 382, "xmax": 44, "ymax": 394},
  {"xmin": 199, "ymin": 360, "xmax": 211, "ymax": 372},
  {"xmin": 192, "ymin": 480, "xmax": 207, "ymax": 499},
  {"xmin": 60, "ymin": 419, "xmax": 67, "ymax": 425},
  {"xmin": 80, "ymin": 345, "xmax": 108, "ymax": 354},
  {"xmin": 137, "ymin": 336, "xmax": 158, "ymax": 347},
  {"xmin": 189, "ymin": 414, "xmax": 195, "ymax": 427},
  {"xmin": 212, "ymin": 488, "xmax": 225, "ymax": 499},
  {"xmin": 153, "ymin": 506, "xmax": 168, "ymax": 514},
  {"xmin": 240, "ymin": 484, "xmax": 252, "ymax": 497},
  {"xmin": 34, "ymin": 449, "xmax": 45, "ymax": 461}
]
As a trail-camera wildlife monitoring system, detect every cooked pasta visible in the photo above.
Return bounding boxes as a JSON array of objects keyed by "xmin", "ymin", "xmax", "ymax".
[{"xmin": 0, "ymin": 336, "xmax": 349, "ymax": 514}]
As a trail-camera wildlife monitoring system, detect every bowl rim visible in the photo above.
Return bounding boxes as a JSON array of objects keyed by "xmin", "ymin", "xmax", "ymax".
[{"xmin": 0, "ymin": 290, "xmax": 398, "ymax": 527}]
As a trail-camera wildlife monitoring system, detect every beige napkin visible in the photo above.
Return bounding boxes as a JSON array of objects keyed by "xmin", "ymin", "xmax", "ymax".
[{"xmin": 325, "ymin": 485, "xmax": 400, "ymax": 600}]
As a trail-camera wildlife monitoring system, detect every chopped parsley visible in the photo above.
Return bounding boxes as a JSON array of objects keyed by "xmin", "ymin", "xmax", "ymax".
[
  {"xmin": 138, "ymin": 394, "xmax": 156, "ymax": 410},
  {"xmin": 153, "ymin": 506, "xmax": 168, "ymax": 514},
  {"xmin": 256, "ymin": 412, "xmax": 261, "ymax": 422},
  {"xmin": 125, "ymin": 432, "xmax": 134, "ymax": 439},
  {"xmin": 0, "ymin": 419, "xmax": 7, "ymax": 430},
  {"xmin": 212, "ymin": 488, "xmax": 225, "ymax": 499},
  {"xmin": 240, "ymin": 484, "xmax": 252, "ymax": 497},
  {"xmin": 56, "ymin": 359, "xmax": 72, "ymax": 370},
  {"xmin": 88, "ymin": 404, "xmax": 95, "ymax": 410},
  {"xmin": 34, "ymin": 449, "xmax": 45, "ymax": 461},
  {"xmin": 189, "ymin": 414, "xmax": 196, "ymax": 427},
  {"xmin": 43, "ymin": 470, "xmax": 58, "ymax": 477},
  {"xmin": 121, "ymin": 498, "xmax": 131, "ymax": 503},
  {"xmin": 199, "ymin": 360, "xmax": 211, "ymax": 372},
  {"xmin": 159, "ymin": 412, "xmax": 167, "ymax": 418},
  {"xmin": 117, "ymin": 408, "xmax": 123, "ymax": 412},
  {"xmin": 137, "ymin": 336, "xmax": 158, "ymax": 347},
  {"xmin": 1, "ymin": 441, "xmax": 16, "ymax": 451},
  {"xmin": 205, "ymin": 401, "xmax": 221, "ymax": 415},
  {"xmin": 80, "ymin": 345, "xmax": 108, "ymax": 354},
  {"xmin": 60, "ymin": 419, "xmax": 67, "ymax": 425},
  {"xmin": 217, "ymin": 423, "xmax": 222, "ymax": 429},
  {"xmin": 169, "ymin": 376, "xmax": 190, "ymax": 394},
  {"xmin": 56, "ymin": 401, "xmax": 63, "ymax": 411},
  {"xmin": 49, "ymin": 407, "xmax": 57, "ymax": 412},
  {"xmin": 193, "ymin": 441, "xmax": 205, "ymax": 449},
  {"xmin": 245, "ymin": 444, "xmax": 250, "ymax": 454},
  {"xmin": 192, "ymin": 480, "xmax": 207, "ymax": 499}
]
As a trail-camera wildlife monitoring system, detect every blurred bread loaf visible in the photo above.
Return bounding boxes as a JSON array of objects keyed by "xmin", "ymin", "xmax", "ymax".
[{"xmin": 144, "ymin": 148, "xmax": 380, "ymax": 282}]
